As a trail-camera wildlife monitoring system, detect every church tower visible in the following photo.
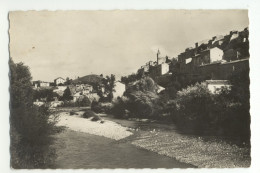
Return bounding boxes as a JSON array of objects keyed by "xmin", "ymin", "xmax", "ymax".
[{"xmin": 157, "ymin": 49, "xmax": 160, "ymax": 64}]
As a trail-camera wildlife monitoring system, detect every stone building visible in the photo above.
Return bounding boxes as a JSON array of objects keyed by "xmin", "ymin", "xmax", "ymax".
[
  {"xmin": 54, "ymin": 77, "xmax": 65, "ymax": 85},
  {"xmin": 33, "ymin": 81, "xmax": 50, "ymax": 88}
]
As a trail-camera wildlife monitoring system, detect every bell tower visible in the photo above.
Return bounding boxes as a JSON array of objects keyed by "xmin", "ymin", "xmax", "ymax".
[{"xmin": 157, "ymin": 49, "xmax": 160, "ymax": 64}]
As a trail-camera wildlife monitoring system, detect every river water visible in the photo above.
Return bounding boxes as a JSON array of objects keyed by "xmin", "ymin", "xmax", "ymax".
[{"xmin": 53, "ymin": 129, "xmax": 195, "ymax": 168}]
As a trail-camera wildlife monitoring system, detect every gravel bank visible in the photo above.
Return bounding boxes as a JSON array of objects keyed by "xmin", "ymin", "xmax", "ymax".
[
  {"xmin": 56, "ymin": 112, "xmax": 132, "ymax": 140},
  {"xmin": 131, "ymin": 130, "xmax": 250, "ymax": 168}
]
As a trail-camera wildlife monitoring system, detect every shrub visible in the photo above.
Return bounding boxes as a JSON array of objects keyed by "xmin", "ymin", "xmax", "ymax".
[
  {"xmin": 169, "ymin": 82, "xmax": 250, "ymax": 140},
  {"xmin": 127, "ymin": 91, "xmax": 159, "ymax": 118},
  {"xmin": 91, "ymin": 115, "xmax": 102, "ymax": 121},
  {"xmin": 33, "ymin": 89, "xmax": 60, "ymax": 102},
  {"xmin": 110, "ymin": 96, "xmax": 129, "ymax": 118},
  {"xmin": 91, "ymin": 100, "xmax": 103, "ymax": 113},
  {"xmin": 111, "ymin": 77, "xmax": 162, "ymax": 119},
  {"xmin": 173, "ymin": 82, "xmax": 213, "ymax": 130},
  {"xmin": 62, "ymin": 87, "xmax": 73, "ymax": 101},
  {"xmin": 70, "ymin": 111, "xmax": 76, "ymax": 115},
  {"xmin": 10, "ymin": 105, "xmax": 59, "ymax": 168},
  {"xmin": 82, "ymin": 110, "xmax": 96, "ymax": 118}
]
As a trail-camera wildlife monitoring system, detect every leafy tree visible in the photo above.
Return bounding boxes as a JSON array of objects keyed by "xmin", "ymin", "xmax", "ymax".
[
  {"xmin": 65, "ymin": 77, "xmax": 72, "ymax": 85},
  {"xmin": 62, "ymin": 86, "xmax": 73, "ymax": 101},
  {"xmin": 9, "ymin": 59, "xmax": 33, "ymax": 108},
  {"xmin": 121, "ymin": 73, "xmax": 138, "ymax": 84},
  {"xmin": 9, "ymin": 58, "xmax": 58, "ymax": 168},
  {"xmin": 136, "ymin": 68, "xmax": 145, "ymax": 79},
  {"xmin": 125, "ymin": 77, "xmax": 158, "ymax": 94},
  {"xmin": 33, "ymin": 89, "xmax": 59, "ymax": 102},
  {"xmin": 98, "ymin": 74, "xmax": 116, "ymax": 102}
]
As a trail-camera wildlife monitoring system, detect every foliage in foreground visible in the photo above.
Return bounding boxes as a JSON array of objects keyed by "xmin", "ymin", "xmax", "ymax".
[
  {"xmin": 112, "ymin": 72, "xmax": 250, "ymax": 142},
  {"xmin": 110, "ymin": 77, "xmax": 161, "ymax": 118},
  {"xmin": 10, "ymin": 58, "xmax": 59, "ymax": 168},
  {"xmin": 169, "ymin": 80, "xmax": 250, "ymax": 140}
]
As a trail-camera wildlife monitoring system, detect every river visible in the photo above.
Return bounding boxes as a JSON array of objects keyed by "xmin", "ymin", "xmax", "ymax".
[{"xmin": 52, "ymin": 129, "xmax": 195, "ymax": 169}]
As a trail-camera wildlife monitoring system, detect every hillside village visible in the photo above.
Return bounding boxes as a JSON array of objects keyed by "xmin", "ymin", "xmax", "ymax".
[
  {"xmin": 134, "ymin": 27, "xmax": 249, "ymax": 87},
  {"xmin": 32, "ymin": 75, "xmax": 126, "ymax": 107},
  {"xmin": 32, "ymin": 27, "xmax": 249, "ymax": 107}
]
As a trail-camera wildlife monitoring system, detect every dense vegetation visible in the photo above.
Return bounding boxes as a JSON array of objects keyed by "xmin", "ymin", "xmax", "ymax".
[
  {"xmin": 9, "ymin": 58, "xmax": 59, "ymax": 168},
  {"xmin": 33, "ymin": 88, "xmax": 60, "ymax": 102},
  {"xmin": 61, "ymin": 97, "xmax": 91, "ymax": 107},
  {"xmin": 108, "ymin": 77, "xmax": 162, "ymax": 118},
  {"xmin": 109, "ymin": 72, "xmax": 250, "ymax": 142}
]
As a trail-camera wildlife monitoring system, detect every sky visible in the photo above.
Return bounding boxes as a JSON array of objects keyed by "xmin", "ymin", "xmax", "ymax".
[{"xmin": 9, "ymin": 10, "xmax": 249, "ymax": 82}]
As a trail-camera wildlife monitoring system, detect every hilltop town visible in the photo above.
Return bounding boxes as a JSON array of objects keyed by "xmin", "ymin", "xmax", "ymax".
[
  {"xmin": 31, "ymin": 27, "xmax": 249, "ymax": 108},
  {"xmin": 125, "ymin": 27, "xmax": 249, "ymax": 89}
]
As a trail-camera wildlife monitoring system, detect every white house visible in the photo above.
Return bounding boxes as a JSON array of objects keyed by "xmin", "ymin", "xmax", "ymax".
[
  {"xmin": 206, "ymin": 80, "xmax": 231, "ymax": 94},
  {"xmin": 54, "ymin": 77, "xmax": 65, "ymax": 85},
  {"xmin": 113, "ymin": 81, "xmax": 126, "ymax": 99},
  {"xmin": 73, "ymin": 92, "xmax": 83, "ymax": 102},
  {"xmin": 159, "ymin": 63, "xmax": 169, "ymax": 75},
  {"xmin": 209, "ymin": 47, "xmax": 224, "ymax": 63},
  {"xmin": 33, "ymin": 81, "xmax": 50, "ymax": 88}
]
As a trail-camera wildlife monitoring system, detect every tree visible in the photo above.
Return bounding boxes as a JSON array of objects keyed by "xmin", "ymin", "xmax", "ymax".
[
  {"xmin": 33, "ymin": 89, "xmax": 58, "ymax": 102},
  {"xmin": 62, "ymin": 86, "xmax": 73, "ymax": 101},
  {"xmin": 9, "ymin": 58, "xmax": 58, "ymax": 168},
  {"xmin": 105, "ymin": 74, "xmax": 115, "ymax": 102},
  {"xmin": 65, "ymin": 77, "xmax": 72, "ymax": 85},
  {"xmin": 9, "ymin": 59, "xmax": 33, "ymax": 108},
  {"xmin": 98, "ymin": 74, "xmax": 116, "ymax": 102}
]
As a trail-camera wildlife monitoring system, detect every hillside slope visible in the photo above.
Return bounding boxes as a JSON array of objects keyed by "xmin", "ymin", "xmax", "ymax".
[{"xmin": 72, "ymin": 74, "xmax": 103, "ymax": 86}]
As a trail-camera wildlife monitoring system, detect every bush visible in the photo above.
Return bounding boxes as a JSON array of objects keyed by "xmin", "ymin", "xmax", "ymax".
[
  {"xmin": 91, "ymin": 100, "xmax": 103, "ymax": 113},
  {"xmin": 168, "ymin": 82, "xmax": 250, "ymax": 140},
  {"xmin": 62, "ymin": 87, "xmax": 73, "ymax": 101},
  {"xmin": 70, "ymin": 111, "xmax": 77, "ymax": 115},
  {"xmin": 10, "ymin": 105, "xmax": 59, "ymax": 168},
  {"xmin": 127, "ymin": 91, "xmax": 159, "ymax": 118},
  {"xmin": 110, "ymin": 96, "xmax": 129, "ymax": 118},
  {"xmin": 33, "ymin": 89, "xmax": 60, "ymax": 102},
  {"xmin": 82, "ymin": 110, "xmax": 96, "ymax": 118},
  {"xmin": 91, "ymin": 115, "xmax": 102, "ymax": 121},
  {"xmin": 78, "ymin": 97, "xmax": 91, "ymax": 107},
  {"xmin": 172, "ymin": 82, "xmax": 213, "ymax": 130},
  {"xmin": 111, "ymin": 77, "xmax": 162, "ymax": 119}
]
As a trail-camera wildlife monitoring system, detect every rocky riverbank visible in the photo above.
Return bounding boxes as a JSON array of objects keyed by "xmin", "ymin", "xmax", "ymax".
[
  {"xmin": 55, "ymin": 109, "xmax": 250, "ymax": 168},
  {"xmin": 130, "ymin": 130, "xmax": 250, "ymax": 168}
]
